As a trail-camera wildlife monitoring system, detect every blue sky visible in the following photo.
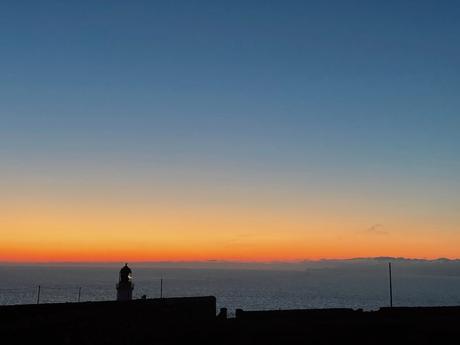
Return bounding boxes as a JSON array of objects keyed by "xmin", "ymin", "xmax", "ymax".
[
  {"xmin": 2, "ymin": 1, "xmax": 458, "ymax": 149},
  {"xmin": 2, "ymin": 1, "xmax": 459, "ymax": 179}
]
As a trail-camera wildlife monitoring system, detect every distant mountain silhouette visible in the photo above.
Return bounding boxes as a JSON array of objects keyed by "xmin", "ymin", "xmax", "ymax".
[{"xmin": 319, "ymin": 257, "xmax": 460, "ymax": 263}]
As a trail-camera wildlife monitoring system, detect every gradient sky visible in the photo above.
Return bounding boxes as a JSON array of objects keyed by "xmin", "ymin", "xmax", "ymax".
[{"xmin": 1, "ymin": 0, "xmax": 459, "ymax": 262}]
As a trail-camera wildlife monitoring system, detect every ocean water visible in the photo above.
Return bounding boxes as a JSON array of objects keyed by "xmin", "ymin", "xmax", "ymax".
[{"xmin": 1, "ymin": 264, "xmax": 460, "ymax": 314}]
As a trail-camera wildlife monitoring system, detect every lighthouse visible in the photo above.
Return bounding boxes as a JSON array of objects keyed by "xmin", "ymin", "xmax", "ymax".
[{"xmin": 116, "ymin": 263, "xmax": 134, "ymax": 301}]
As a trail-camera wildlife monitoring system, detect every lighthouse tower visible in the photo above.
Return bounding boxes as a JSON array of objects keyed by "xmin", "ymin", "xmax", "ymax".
[{"xmin": 116, "ymin": 263, "xmax": 134, "ymax": 301}]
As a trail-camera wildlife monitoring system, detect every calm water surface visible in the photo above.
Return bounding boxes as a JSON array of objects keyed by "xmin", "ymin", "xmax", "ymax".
[{"xmin": 1, "ymin": 265, "xmax": 460, "ymax": 314}]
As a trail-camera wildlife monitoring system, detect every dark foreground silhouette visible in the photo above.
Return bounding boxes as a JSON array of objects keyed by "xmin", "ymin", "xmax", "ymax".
[{"xmin": 1, "ymin": 297, "xmax": 460, "ymax": 344}]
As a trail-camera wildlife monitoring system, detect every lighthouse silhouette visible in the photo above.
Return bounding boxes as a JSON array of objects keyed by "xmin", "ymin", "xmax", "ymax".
[{"xmin": 116, "ymin": 263, "xmax": 134, "ymax": 301}]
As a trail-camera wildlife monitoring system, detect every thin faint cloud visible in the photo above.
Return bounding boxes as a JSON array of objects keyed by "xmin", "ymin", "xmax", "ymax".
[{"xmin": 362, "ymin": 224, "xmax": 388, "ymax": 236}]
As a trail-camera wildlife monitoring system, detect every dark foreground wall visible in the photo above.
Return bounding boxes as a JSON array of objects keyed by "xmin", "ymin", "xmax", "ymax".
[
  {"xmin": 1, "ymin": 298, "xmax": 460, "ymax": 345},
  {"xmin": 1, "ymin": 297, "xmax": 217, "ymax": 345},
  {"xmin": 234, "ymin": 306, "xmax": 460, "ymax": 345}
]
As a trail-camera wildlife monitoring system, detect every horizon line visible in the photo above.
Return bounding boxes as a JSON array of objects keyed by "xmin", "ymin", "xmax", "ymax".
[{"xmin": 1, "ymin": 256, "xmax": 459, "ymax": 265}]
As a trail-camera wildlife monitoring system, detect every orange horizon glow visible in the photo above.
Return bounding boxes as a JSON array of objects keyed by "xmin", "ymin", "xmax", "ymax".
[
  {"xmin": 2, "ymin": 183, "xmax": 459, "ymax": 263},
  {"xmin": 3, "ymin": 227, "xmax": 458, "ymax": 263}
]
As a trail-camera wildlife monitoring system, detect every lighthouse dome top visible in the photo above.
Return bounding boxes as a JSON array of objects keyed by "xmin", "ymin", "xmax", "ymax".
[{"xmin": 120, "ymin": 263, "xmax": 131, "ymax": 274}]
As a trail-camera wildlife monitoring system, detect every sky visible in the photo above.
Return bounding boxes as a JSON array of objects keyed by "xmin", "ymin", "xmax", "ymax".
[{"xmin": 1, "ymin": 0, "xmax": 459, "ymax": 262}]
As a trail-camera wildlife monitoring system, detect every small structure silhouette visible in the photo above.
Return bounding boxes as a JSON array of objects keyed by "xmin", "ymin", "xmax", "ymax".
[{"xmin": 116, "ymin": 263, "xmax": 134, "ymax": 301}]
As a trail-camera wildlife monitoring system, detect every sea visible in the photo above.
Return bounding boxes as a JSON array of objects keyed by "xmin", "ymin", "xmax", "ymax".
[{"xmin": 1, "ymin": 261, "xmax": 460, "ymax": 315}]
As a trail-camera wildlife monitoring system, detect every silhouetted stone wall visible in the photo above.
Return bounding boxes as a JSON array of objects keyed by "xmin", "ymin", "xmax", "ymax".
[{"xmin": 2, "ymin": 298, "xmax": 460, "ymax": 344}]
